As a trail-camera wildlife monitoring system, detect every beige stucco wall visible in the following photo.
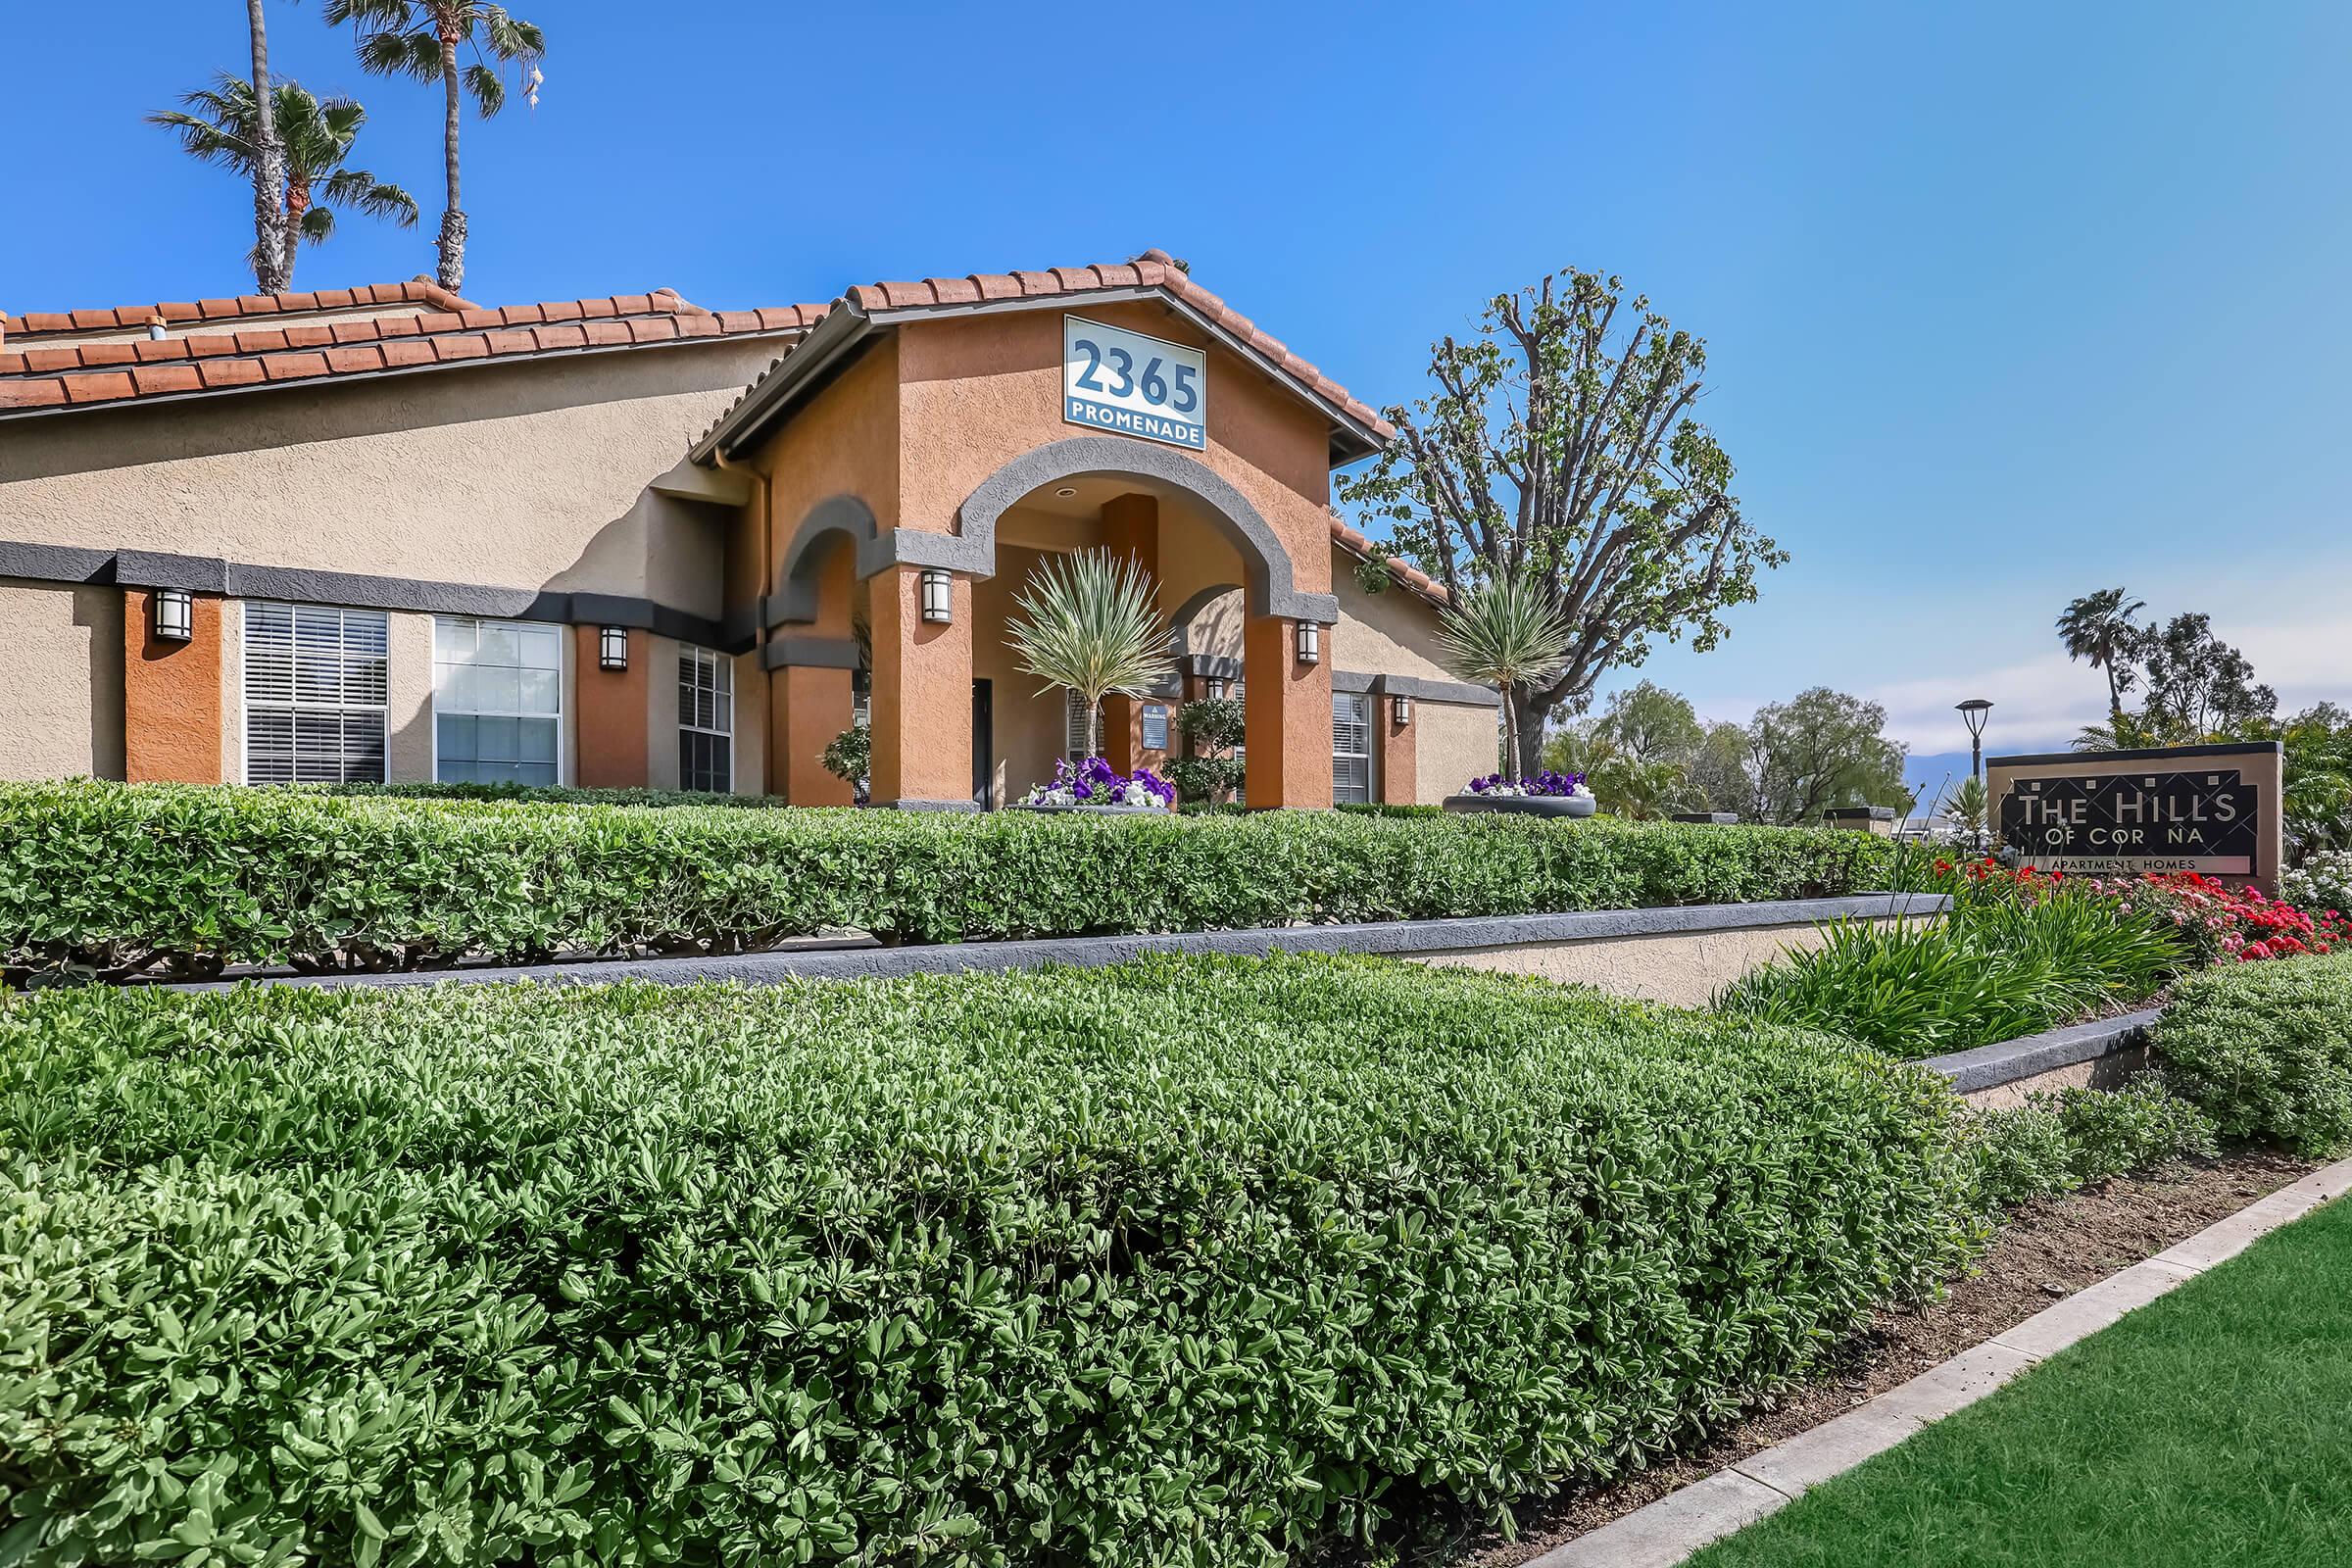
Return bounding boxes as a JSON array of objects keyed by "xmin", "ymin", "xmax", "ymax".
[
  {"xmin": 0, "ymin": 579, "xmax": 124, "ymax": 780},
  {"xmin": 1411, "ymin": 919, "xmax": 1876, "ymax": 1008},
  {"xmin": 0, "ymin": 340, "xmax": 779, "ymax": 612},
  {"xmin": 1415, "ymin": 700, "xmax": 1499, "ymax": 801},
  {"xmin": 1332, "ymin": 567, "xmax": 1458, "ymax": 685},
  {"xmin": 646, "ymin": 633, "xmax": 683, "ymax": 791},
  {"xmin": 383, "ymin": 612, "xmax": 435, "ymax": 782}
]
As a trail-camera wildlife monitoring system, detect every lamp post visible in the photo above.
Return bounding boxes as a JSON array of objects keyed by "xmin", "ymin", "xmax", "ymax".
[{"xmin": 1956, "ymin": 698, "xmax": 1993, "ymax": 782}]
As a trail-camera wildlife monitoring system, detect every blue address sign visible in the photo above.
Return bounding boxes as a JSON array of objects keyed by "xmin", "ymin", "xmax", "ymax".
[{"xmin": 1062, "ymin": 316, "xmax": 1205, "ymax": 450}]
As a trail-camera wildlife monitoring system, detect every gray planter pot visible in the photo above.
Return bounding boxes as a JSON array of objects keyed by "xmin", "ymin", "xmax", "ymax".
[
  {"xmin": 1008, "ymin": 801, "xmax": 1170, "ymax": 816},
  {"xmin": 1443, "ymin": 793, "xmax": 1597, "ymax": 818}
]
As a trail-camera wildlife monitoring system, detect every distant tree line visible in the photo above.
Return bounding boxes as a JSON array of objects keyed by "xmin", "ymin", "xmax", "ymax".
[
  {"xmin": 2059, "ymin": 587, "xmax": 2350, "ymax": 861},
  {"xmin": 1539, "ymin": 680, "xmax": 1912, "ymax": 826}
]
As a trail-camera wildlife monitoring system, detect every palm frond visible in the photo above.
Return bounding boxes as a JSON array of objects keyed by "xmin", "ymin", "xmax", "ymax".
[
  {"xmin": 1005, "ymin": 551, "xmax": 1174, "ymax": 714},
  {"xmin": 477, "ymin": 6, "xmax": 545, "ymax": 59},
  {"xmin": 356, "ymin": 25, "xmax": 445, "ymax": 82},
  {"xmin": 463, "ymin": 61, "xmax": 507, "ymax": 116},
  {"xmin": 300, "ymin": 206, "xmax": 337, "ymax": 245},
  {"xmin": 321, "ymin": 170, "xmax": 419, "ymax": 226},
  {"xmin": 322, "ymin": 0, "xmax": 423, "ymax": 28}
]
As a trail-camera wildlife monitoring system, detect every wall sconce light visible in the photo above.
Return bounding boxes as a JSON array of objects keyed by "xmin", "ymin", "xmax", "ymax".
[
  {"xmin": 1295, "ymin": 619, "xmax": 1320, "ymax": 664},
  {"xmin": 599, "ymin": 626, "xmax": 629, "ymax": 670},
  {"xmin": 152, "ymin": 588, "xmax": 193, "ymax": 643},
  {"xmin": 920, "ymin": 568, "xmax": 953, "ymax": 624},
  {"xmin": 1393, "ymin": 693, "xmax": 1412, "ymax": 726},
  {"xmin": 1204, "ymin": 675, "xmax": 1229, "ymax": 700}
]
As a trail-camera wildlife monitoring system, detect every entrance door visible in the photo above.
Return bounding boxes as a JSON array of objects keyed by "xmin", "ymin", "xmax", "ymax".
[{"xmin": 971, "ymin": 678, "xmax": 994, "ymax": 808}]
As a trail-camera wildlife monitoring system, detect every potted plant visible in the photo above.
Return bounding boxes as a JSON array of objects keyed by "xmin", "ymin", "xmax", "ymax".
[
  {"xmin": 1445, "ymin": 769, "xmax": 1597, "ymax": 818},
  {"xmin": 1013, "ymin": 756, "xmax": 1177, "ymax": 814}
]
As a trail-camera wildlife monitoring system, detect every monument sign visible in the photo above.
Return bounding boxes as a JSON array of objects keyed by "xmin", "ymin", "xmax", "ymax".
[{"xmin": 1984, "ymin": 742, "xmax": 2283, "ymax": 892}]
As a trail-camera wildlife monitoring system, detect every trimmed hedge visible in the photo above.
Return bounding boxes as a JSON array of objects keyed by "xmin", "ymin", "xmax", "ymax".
[
  {"xmin": 288, "ymin": 780, "xmax": 783, "ymax": 809},
  {"xmin": 2155, "ymin": 953, "xmax": 2352, "ymax": 1154},
  {"xmin": 0, "ymin": 955, "xmax": 1978, "ymax": 1565},
  {"xmin": 0, "ymin": 780, "xmax": 1908, "ymax": 983}
]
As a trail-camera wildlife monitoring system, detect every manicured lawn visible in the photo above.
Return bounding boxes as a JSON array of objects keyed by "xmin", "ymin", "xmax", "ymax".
[{"xmin": 1689, "ymin": 1192, "xmax": 2352, "ymax": 1568}]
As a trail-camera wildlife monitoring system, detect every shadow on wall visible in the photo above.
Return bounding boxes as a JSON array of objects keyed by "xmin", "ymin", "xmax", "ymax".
[{"xmin": 74, "ymin": 584, "xmax": 126, "ymax": 779}]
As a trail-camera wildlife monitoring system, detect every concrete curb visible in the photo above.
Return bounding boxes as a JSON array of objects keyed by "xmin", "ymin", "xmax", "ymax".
[
  {"xmin": 1527, "ymin": 1153, "xmax": 2352, "ymax": 1568},
  {"xmin": 1921, "ymin": 1007, "xmax": 2165, "ymax": 1095},
  {"xmin": 161, "ymin": 892, "xmax": 1949, "ymax": 995}
]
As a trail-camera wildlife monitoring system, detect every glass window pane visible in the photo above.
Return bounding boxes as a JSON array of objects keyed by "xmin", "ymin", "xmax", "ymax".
[
  {"xmin": 478, "ymin": 716, "xmax": 519, "ymax": 763},
  {"xmin": 519, "ymin": 717, "xmax": 558, "ymax": 763}
]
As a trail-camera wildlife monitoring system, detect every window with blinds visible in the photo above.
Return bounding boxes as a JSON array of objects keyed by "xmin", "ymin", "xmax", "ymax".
[
  {"xmin": 1332, "ymin": 692, "xmax": 1373, "ymax": 804},
  {"xmin": 243, "ymin": 603, "xmax": 389, "ymax": 784},
  {"xmin": 433, "ymin": 617, "xmax": 562, "ymax": 786},
  {"xmin": 1064, "ymin": 690, "xmax": 1097, "ymax": 759},
  {"xmin": 678, "ymin": 645, "xmax": 733, "ymax": 793}
]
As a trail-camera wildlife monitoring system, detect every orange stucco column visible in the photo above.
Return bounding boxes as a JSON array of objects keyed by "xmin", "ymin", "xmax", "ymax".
[
  {"xmin": 123, "ymin": 589, "xmax": 223, "ymax": 783},
  {"xmin": 1242, "ymin": 612, "xmax": 1333, "ymax": 809},
  {"xmin": 869, "ymin": 564, "xmax": 974, "ymax": 808},
  {"xmin": 573, "ymin": 625, "xmax": 649, "ymax": 788},
  {"xmin": 1378, "ymin": 690, "xmax": 1418, "ymax": 806},
  {"xmin": 765, "ymin": 543, "xmax": 861, "ymax": 804},
  {"xmin": 1098, "ymin": 492, "xmax": 1161, "ymax": 775},
  {"xmin": 775, "ymin": 664, "xmax": 857, "ymax": 804}
]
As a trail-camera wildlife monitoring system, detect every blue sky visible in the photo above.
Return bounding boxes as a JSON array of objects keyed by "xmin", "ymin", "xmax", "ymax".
[{"xmin": 7, "ymin": 1, "xmax": 2348, "ymax": 762}]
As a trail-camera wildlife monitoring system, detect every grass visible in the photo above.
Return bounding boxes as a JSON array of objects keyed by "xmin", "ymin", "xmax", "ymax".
[{"xmin": 1687, "ymin": 1190, "xmax": 2352, "ymax": 1568}]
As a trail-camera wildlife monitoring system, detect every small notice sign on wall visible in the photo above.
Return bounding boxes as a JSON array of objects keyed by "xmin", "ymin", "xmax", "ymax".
[
  {"xmin": 1063, "ymin": 317, "xmax": 1205, "ymax": 450},
  {"xmin": 1986, "ymin": 742, "xmax": 2283, "ymax": 890}
]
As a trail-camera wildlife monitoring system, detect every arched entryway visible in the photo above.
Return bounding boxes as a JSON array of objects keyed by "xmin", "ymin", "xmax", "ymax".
[{"xmin": 760, "ymin": 440, "xmax": 1336, "ymax": 810}]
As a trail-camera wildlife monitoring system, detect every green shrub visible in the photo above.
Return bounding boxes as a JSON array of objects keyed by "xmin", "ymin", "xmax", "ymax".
[
  {"xmin": 289, "ymin": 779, "xmax": 782, "ymax": 808},
  {"xmin": 0, "ymin": 780, "xmax": 1912, "ymax": 983},
  {"xmin": 1967, "ymin": 1080, "xmax": 2220, "ymax": 1209},
  {"xmin": 2155, "ymin": 953, "xmax": 2352, "ymax": 1154},
  {"xmin": 0, "ymin": 956, "xmax": 1977, "ymax": 1566},
  {"xmin": 1335, "ymin": 803, "xmax": 1446, "ymax": 818},
  {"xmin": 1716, "ymin": 888, "xmax": 2184, "ymax": 1059}
]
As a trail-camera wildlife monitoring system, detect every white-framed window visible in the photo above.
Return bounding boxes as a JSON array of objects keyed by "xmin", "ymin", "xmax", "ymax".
[
  {"xmin": 243, "ymin": 602, "xmax": 389, "ymax": 783},
  {"xmin": 1065, "ymin": 690, "xmax": 1097, "ymax": 759},
  {"xmin": 679, "ymin": 645, "xmax": 734, "ymax": 793},
  {"xmin": 432, "ymin": 616, "xmax": 563, "ymax": 786},
  {"xmin": 1332, "ymin": 691, "xmax": 1373, "ymax": 804},
  {"xmin": 1142, "ymin": 703, "xmax": 1169, "ymax": 751},
  {"xmin": 852, "ymin": 668, "xmax": 871, "ymax": 728}
]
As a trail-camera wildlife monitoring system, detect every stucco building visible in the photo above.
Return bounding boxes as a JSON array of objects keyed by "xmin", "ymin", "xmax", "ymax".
[{"xmin": 0, "ymin": 251, "xmax": 1497, "ymax": 808}]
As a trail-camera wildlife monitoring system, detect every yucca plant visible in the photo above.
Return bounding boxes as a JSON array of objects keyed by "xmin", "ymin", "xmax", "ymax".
[
  {"xmin": 1005, "ymin": 550, "xmax": 1173, "ymax": 760},
  {"xmin": 1436, "ymin": 565, "xmax": 1575, "ymax": 772}
]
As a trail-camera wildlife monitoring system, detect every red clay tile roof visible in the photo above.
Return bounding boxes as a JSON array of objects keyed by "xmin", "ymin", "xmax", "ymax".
[
  {"xmin": 0, "ymin": 278, "xmax": 474, "ymax": 340},
  {"xmin": 0, "ymin": 284, "xmax": 821, "ymax": 416},
  {"xmin": 1329, "ymin": 515, "xmax": 1450, "ymax": 607}
]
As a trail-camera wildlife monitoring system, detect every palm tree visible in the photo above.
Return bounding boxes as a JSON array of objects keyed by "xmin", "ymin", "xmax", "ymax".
[
  {"xmin": 242, "ymin": 0, "xmax": 289, "ymax": 294},
  {"xmin": 152, "ymin": 78, "xmax": 418, "ymax": 291},
  {"xmin": 1006, "ymin": 551, "xmax": 1174, "ymax": 760},
  {"xmin": 1436, "ymin": 567, "xmax": 1574, "ymax": 773},
  {"xmin": 323, "ymin": 0, "xmax": 545, "ymax": 290},
  {"xmin": 2056, "ymin": 587, "xmax": 2147, "ymax": 718}
]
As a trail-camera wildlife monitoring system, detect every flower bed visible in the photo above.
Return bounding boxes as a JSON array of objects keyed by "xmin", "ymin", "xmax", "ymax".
[
  {"xmin": 1014, "ymin": 757, "xmax": 1174, "ymax": 810},
  {"xmin": 0, "ymin": 780, "xmax": 1912, "ymax": 985},
  {"xmin": 0, "ymin": 954, "xmax": 1977, "ymax": 1565}
]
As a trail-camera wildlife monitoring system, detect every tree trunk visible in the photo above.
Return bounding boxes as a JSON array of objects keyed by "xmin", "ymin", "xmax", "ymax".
[
  {"xmin": 435, "ymin": 14, "xmax": 466, "ymax": 290},
  {"xmin": 245, "ymin": 0, "xmax": 289, "ymax": 295},
  {"xmin": 280, "ymin": 180, "xmax": 308, "ymax": 292},
  {"xmin": 1510, "ymin": 689, "xmax": 1545, "ymax": 777}
]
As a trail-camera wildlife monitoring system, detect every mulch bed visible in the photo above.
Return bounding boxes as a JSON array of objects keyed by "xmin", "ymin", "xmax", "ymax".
[{"xmin": 1450, "ymin": 1147, "xmax": 2315, "ymax": 1566}]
